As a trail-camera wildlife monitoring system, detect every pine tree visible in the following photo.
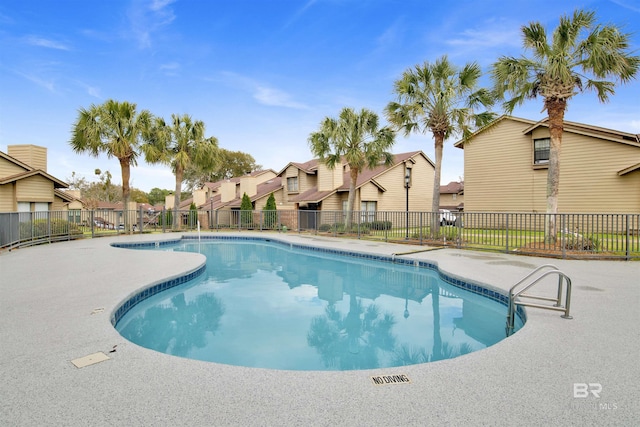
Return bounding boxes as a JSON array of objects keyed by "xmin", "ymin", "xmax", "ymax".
[
  {"xmin": 263, "ymin": 193, "xmax": 277, "ymax": 229},
  {"xmin": 189, "ymin": 202, "xmax": 198, "ymax": 228},
  {"xmin": 240, "ymin": 193, "xmax": 253, "ymax": 227}
]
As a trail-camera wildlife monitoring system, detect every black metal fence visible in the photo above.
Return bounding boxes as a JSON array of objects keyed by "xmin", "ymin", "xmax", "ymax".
[{"xmin": 1, "ymin": 209, "xmax": 638, "ymax": 260}]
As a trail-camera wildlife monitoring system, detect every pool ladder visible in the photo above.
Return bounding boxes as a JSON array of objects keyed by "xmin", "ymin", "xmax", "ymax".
[{"xmin": 506, "ymin": 264, "xmax": 573, "ymax": 336}]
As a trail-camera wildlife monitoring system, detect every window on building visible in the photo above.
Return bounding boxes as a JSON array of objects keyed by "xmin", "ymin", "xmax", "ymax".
[
  {"xmin": 452, "ymin": 194, "xmax": 457, "ymax": 201},
  {"xmin": 534, "ymin": 138, "xmax": 550, "ymax": 164},
  {"xmin": 287, "ymin": 176, "xmax": 298, "ymax": 192},
  {"xmin": 361, "ymin": 201, "xmax": 377, "ymax": 222},
  {"xmin": 68, "ymin": 210, "xmax": 81, "ymax": 224},
  {"xmin": 34, "ymin": 202, "xmax": 49, "ymax": 211}
]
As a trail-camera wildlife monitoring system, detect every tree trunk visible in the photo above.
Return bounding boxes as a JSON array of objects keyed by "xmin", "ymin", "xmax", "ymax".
[
  {"xmin": 119, "ymin": 158, "xmax": 131, "ymax": 234},
  {"xmin": 431, "ymin": 133, "xmax": 444, "ymax": 238},
  {"xmin": 544, "ymin": 98, "xmax": 566, "ymax": 244},
  {"xmin": 173, "ymin": 167, "xmax": 183, "ymax": 230},
  {"xmin": 345, "ymin": 168, "xmax": 358, "ymax": 229}
]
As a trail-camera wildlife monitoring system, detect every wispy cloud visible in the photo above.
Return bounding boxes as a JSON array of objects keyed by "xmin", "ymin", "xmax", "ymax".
[
  {"xmin": 253, "ymin": 86, "xmax": 308, "ymax": 109},
  {"xmin": 24, "ymin": 36, "xmax": 70, "ymax": 50},
  {"xmin": 127, "ymin": 0, "xmax": 177, "ymax": 48},
  {"xmin": 375, "ymin": 19, "xmax": 403, "ymax": 52},
  {"xmin": 160, "ymin": 62, "xmax": 181, "ymax": 76},
  {"xmin": 150, "ymin": 0, "xmax": 175, "ymax": 11},
  {"xmin": 218, "ymin": 71, "xmax": 309, "ymax": 110},
  {"xmin": 0, "ymin": 11, "xmax": 14, "ymax": 25},
  {"xmin": 446, "ymin": 21, "xmax": 521, "ymax": 49},
  {"xmin": 74, "ymin": 80, "xmax": 102, "ymax": 99},
  {"xmin": 440, "ymin": 18, "xmax": 523, "ymax": 65},
  {"xmin": 283, "ymin": 0, "xmax": 317, "ymax": 29},
  {"xmin": 609, "ymin": 0, "xmax": 640, "ymax": 13},
  {"xmin": 16, "ymin": 71, "xmax": 56, "ymax": 92},
  {"xmin": 79, "ymin": 28, "xmax": 115, "ymax": 43}
]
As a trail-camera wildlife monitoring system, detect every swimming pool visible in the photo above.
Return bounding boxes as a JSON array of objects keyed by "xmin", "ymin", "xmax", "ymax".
[{"xmin": 113, "ymin": 237, "xmax": 523, "ymax": 371}]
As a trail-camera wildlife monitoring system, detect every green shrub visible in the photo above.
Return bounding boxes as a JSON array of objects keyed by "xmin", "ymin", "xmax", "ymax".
[
  {"xmin": 356, "ymin": 224, "xmax": 371, "ymax": 234},
  {"xmin": 440, "ymin": 226, "xmax": 459, "ymax": 242},
  {"xmin": 328, "ymin": 222, "xmax": 370, "ymax": 234},
  {"xmin": 188, "ymin": 203, "xmax": 198, "ymax": 227},
  {"xmin": 366, "ymin": 220, "xmax": 392, "ymax": 231},
  {"xmin": 331, "ymin": 223, "xmax": 346, "ymax": 233},
  {"xmin": 159, "ymin": 210, "xmax": 172, "ymax": 226},
  {"xmin": 562, "ymin": 232, "xmax": 599, "ymax": 251},
  {"xmin": 20, "ymin": 218, "xmax": 82, "ymax": 239},
  {"xmin": 318, "ymin": 223, "xmax": 332, "ymax": 232}
]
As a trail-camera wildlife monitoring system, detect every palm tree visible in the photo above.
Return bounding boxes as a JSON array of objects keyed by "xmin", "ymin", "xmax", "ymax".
[
  {"xmin": 491, "ymin": 9, "xmax": 639, "ymax": 243},
  {"xmin": 308, "ymin": 107, "xmax": 395, "ymax": 228},
  {"xmin": 385, "ymin": 56, "xmax": 496, "ymax": 236},
  {"xmin": 145, "ymin": 114, "xmax": 219, "ymax": 229},
  {"xmin": 70, "ymin": 99, "xmax": 153, "ymax": 230}
]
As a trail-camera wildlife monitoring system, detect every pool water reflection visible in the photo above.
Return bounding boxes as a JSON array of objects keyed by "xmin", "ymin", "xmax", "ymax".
[{"xmin": 116, "ymin": 241, "xmax": 522, "ymax": 371}]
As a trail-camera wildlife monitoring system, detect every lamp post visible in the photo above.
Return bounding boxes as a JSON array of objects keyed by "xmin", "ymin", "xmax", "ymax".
[{"xmin": 404, "ymin": 166, "xmax": 411, "ymax": 239}]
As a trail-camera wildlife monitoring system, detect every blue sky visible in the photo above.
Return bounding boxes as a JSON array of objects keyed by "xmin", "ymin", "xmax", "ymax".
[{"xmin": 1, "ymin": 0, "xmax": 639, "ymax": 192}]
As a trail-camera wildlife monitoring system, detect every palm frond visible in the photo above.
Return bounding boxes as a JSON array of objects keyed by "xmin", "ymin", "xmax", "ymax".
[
  {"xmin": 585, "ymin": 79, "xmax": 616, "ymax": 102},
  {"xmin": 522, "ymin": 22, "xmax": 550, "ymax": 59}
]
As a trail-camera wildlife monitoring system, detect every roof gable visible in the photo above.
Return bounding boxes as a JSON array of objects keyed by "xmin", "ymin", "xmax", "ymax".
[
  {"xmin": 454, "ymin": 115, "xmax": 640, "ymax": 149},
  {"xmin": 440, "ymin": 181, "xmax": 464, "ymax": 194},
  {"xmin": 338, "ymin": 151, "xmax": 431, "ymax": 190},
  {"xmin": 522, "ymin": 118, "xmax": 640, "ymax": 147},
  {"xmin": 0, "ymin": 150, "xmax": 33, "ymax": 172},
  {"xmin": 227, "ymin": 177, "xmax": 283, "ymax": 207},
  {"xmin": 277, "ymin": 159, "xmax": 319, "ymax": 176},
  {"xmin": 0, "ymin": 169, "xmax": 68, "ymax": 188},
  {"xmin": 453, "ymin": 115, "xmax": 536, "ymax": 148},
  {"xmin": 203, "ymin": 169, "xmax": 278, "ymax": 190},
  {"xmin": 292, "ymin": 151, "xmax": 432, "ymax": 202}
]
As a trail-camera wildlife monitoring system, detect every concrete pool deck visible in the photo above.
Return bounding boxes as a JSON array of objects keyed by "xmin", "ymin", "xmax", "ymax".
[{"xmin": 1, "ymin": 232, "xmax": 638, "ymax": 426}]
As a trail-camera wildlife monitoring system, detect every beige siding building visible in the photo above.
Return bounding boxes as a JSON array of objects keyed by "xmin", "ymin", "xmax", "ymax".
[
  {"xmin": 455, "ymin": 116, "xmax": 640, "ymax": 213},
  {"xmin": 439, "ymin": 181, "xmax": 464, "ymax": 211},
  {"xmin": 285, "ymin": 151, "xmax": 435, "ymax": 213},
  {"xmin": 0, "ymin": 145, "xmax": 71, "ymax": 212},
  {"xmin": 188, "ymin": 151, "xmax": 436, "ymax": 229}
]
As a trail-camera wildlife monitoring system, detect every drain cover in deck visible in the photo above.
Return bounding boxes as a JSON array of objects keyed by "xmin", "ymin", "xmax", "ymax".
[{"xmin": 71, "ymin": 352, "xmax": 110, "ymax": 368}]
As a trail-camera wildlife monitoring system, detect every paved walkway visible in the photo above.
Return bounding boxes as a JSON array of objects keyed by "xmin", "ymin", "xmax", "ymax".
[{"xmin": 1, "ymin": 232, "xmax": 638, "ymax": 426}]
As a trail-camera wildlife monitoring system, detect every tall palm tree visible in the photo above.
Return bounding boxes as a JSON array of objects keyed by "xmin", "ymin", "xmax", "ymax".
[
  {"xmin": 491, "ymin": 9, "xmax": 639, "ymax": 243},
  {"xmin": 70, "ymin": 99, "xmax": 153, "ymax": 231},
  {"xmin": 385, "ymin": 56, "xmax": 496, "ymax": 236},
  {"xmin": 145, "ymin": 114, "xmax": 219, "ymax": 229},
  {"xmin": 308, "ymin": 107, "xmax": 395, "ymax": 228}
]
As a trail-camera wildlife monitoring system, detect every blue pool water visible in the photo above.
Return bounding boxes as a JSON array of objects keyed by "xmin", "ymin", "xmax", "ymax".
[{"xmin": 114, "ymin": 239, "xmax": 523, "ymax": 371}]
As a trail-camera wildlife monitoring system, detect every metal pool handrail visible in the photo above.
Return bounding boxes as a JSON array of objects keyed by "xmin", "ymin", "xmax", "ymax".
[{"xmin": 506, "ymin": 264, "xmax": 573, "ymax": 336}]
